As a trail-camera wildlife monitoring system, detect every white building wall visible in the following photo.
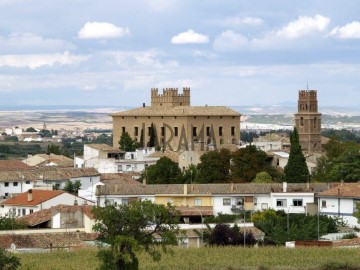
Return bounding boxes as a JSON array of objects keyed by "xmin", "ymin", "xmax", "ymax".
[
  {"xmin": 98, "ymin": 195, "xmax": 155, "ymax": 207},
  {"xmin": 253, "ymin": 141, "xmax": 282, "ymax": 152},
  {"xmin": 52, "ymin": 212, "xmax": 61, "ymax": 228},
  {"xmin": 0, "ymin": 181, "xmax": 40, "ymax": 198},
  {"xmin": 270, "ymin": 193, "xmax": 314, "ymax": 213}
]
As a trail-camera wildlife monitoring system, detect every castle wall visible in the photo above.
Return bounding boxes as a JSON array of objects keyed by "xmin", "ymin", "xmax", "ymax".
[{"xmin": 151, "ymin": 87, "xmax": 190, "ymax": 107}]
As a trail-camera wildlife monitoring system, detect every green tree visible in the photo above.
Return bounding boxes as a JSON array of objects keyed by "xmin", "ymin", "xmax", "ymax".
[
  {"xmin": 182, "ymin": 164, "xmax": 197, "ymax": 184},
  {"xmin": 284, "ymin": 128, "xmax": 309, "ymax": 183},
  {"xmin": 92, "ymin": 200, "xmax": 180, "ymax": 270},
  {"xmin": 205, "ymin": 223, "xmax": 256, "ymax": 246},
  {"xmin": 0, "ymin": 249, "xmax": 20, "ymax": 270},
  {"xmin": 5, "ymin": 136, "xmax": 18, "ymax": 142},
  {"xmin": 0, "ymin": 214, "xmax": 26, "ymax": 230},
  {"xmin": 147, "ymin": 123, "xmax": 157, "ymax": 148},
  {"xmin": 47, "ymin": 144, "xmax": 62, "ymax": 155},
  {"xmin": 139, "ymin": 129, "xmax": 144, "ymax": 148},
  {"xmin": 63, "ymin": 180, "xmax": 81, "ymax": 195},
  {"xmin": 119, "ymin": 132, "xmax": 139, "ymax": 152},
  {"xmin": 196, "ymin": 148, "xmax": 231, "ymax": 183},
  {"xmin": 26, "ymin": 127, "xmax": 37, "ymax": 132},
  {"xmin": 144, "ymin": 157, "xmax": 182, "ymax": 184},
  {"xmin": 41, "ymin": 129, "xmax": 52, "ymax": 137},
  {"xmin": 231, "ymin": 145, "xmax": 277, "ymax": 182},
  {"xmin": 252, "ymin": 171, "xmax": 273, "ymax": 183},
  {"xmin": 91, "ymin": 134, "xmax": 113, "ymax": 145}
]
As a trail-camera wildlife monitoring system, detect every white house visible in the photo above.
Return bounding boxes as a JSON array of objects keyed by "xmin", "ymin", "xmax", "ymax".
[
  {"xmin": 0, "ymin": 189, "xmax": 94, "ymax": 217},
  {"xmin": 0, "ymin": 167, "xmax": 100, "ymax": 198},
  {"xmin": 316, "ymin": 183, "xmax": 360, "ymax": 228}
]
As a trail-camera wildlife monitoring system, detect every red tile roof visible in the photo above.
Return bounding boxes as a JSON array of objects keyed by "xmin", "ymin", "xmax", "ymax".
[
  {"xmin": 175, "ymin": 206, "xmax": 213, "ymax": 216},
  {"xmin": 1, "ymin": 190, "xmax": 65, "ymax": 206},
  {"xmin": 318, "ymin": 183, "xmax": 360, "ymax": 198},
  {"xmin": 0, "ymin": 160, "xmax": 31, "ymax": 171}
]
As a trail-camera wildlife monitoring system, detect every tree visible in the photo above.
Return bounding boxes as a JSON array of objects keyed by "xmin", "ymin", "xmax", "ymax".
[
  {"xmin": 182, "ymin": 164, "xmax": 197, "ymax": 184},
  {"xmin": 47, "ymin": 144, "xmax": 62, "ymax": 155},
  {"xmin": 63, "ymin": 180, "xmax": 81, "ymax": 195},
  {"xmin": 144, "ymin": 157, "xmax": 182, "ymax": 184},
  {"xmin": 284, "ymin": 128, "xmax": 309, "ymax": 183},
  {"xmin": 0, "ymin": 249, "xmax": 20, "ymax": 270},
  {"xmin": 206, "ymin": 223, "xmax": 256, "ymax": 246},
  {"xmin": 139, "ymin": 129, "xmax": 144, "ymax": 148},
  {"xmin": 196, "ymin": 149, "xmax": 231, "ymax": 183},
  {"xmin": 92, "ymin": 200, "xmax": 180, "ymax": 270},
  {"xmin": 148, "ymin": 123, "xmax": 157, "ymax": 148},
  {"xmin": 252, "ymin": 172, "xmax": 273, "ymax": 183},
  {"xmin": 119, "ymin": 132, "xmax": 139, "ymax": 152},
  {"xmin": 26, "ymin": 127, "xmax": 37, "ymax": 132},
  {"xmin": 231, "ymin": 145, "xmax": 277, "ymax": 182},
  {"xmin": 0, "ymin": 214, "xmax": 26, "ymax": 230}
]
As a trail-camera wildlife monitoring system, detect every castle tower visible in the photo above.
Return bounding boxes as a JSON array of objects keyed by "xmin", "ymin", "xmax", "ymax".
[
  {"xmin": 151, "ymin": 87, "xmax": 190, "ymax": 107},
  {"xmin": 294, "ymin": 90, "xmax": 322, "ymax": 153}
]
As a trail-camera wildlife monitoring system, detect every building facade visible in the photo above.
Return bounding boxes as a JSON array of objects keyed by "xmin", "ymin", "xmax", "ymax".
[
  {"xmin": 112, "ymin": 87, "xmax": 241, "ymax": 151},
  {"xmin": 294, "ymin": 90, "xmax": 322, "ymax": 153}
]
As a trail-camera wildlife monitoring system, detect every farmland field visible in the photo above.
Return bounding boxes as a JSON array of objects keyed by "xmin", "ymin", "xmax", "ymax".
[{"xmin": 17, "ymin": 246, "xmax": 360, "ymax": 270}]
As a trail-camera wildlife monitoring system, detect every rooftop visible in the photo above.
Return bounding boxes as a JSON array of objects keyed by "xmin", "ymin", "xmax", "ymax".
[
  {"xmin": 318, "ymin": 183, "xmax": 360, "ymax": 198},
  {"xmin": 111, "ymin": 106, "xmax": 241, "ymax": 117},
  {"xmin": 85, "ymin": 143, "xmax": 122, "ymax": 152},
  {"xmin": 1, "ymin": 190, "xmax": 65, "ymax": 206},
  {"xmin": 0, "ymin": 160, "xmax": 31, "ymax": 171},
  {"xmin": 22, "ymin": 153, "xmax": 74, "ymax": 167}
]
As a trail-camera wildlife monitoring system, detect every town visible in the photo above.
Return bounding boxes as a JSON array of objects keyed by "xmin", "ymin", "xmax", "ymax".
[{"xmin": 1, "ymin": 87, "xmax": 360, "ymax": 269}]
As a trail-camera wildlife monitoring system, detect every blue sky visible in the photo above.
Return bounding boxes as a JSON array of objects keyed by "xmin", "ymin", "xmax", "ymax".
[{"xmin": 1, "ymin": 0, "xmax": 360, "ymax": 107}]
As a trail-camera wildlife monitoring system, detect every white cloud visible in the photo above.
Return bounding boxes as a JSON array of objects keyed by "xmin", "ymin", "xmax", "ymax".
[
  {"xmin": 330, "ymin": 21, "xmax": 360, "ymax": 39},
  {"xmin": 213, "ymin": 30, "xmax": 248, "ymax": 52},
  {"xmin": 0, "ymin": 33, "xmax": 75, "ymax": 53},
  {"xmin": 276, "ymin": 15, "xmax": 330, "ymax": 39},
  {"xmin": 0, "ymin": 51, "xmax": 88, "ymax": 69},
  {"xmin": 78, "ymin": 22, "xmax": 129, "ymax": 39},
  {"xmin": 171, "ymin": 29, "xmax": 209, "ymax": 44},
  {"xmin": 224, "ymin": 16, "xmax": 264, "ymax": 27}
]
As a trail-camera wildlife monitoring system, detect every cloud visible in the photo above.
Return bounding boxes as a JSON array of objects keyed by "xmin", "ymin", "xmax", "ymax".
[
  {"xmin": 171, "ymin": 29, "xmax": 209, "ymax": 44},
  {"xmin": 224, "ymin": 16, "xmax": 264, "ymax": 27},
  {"xmin": 0, "ymin": 33, "xmax": 75, "ymax": 54},
  {"xmin": 78, "ymin": 22, "xmax": 129, "ymax": 39},
  {"xmin": 330, "ymin": 21, "xmax": 360, "ymax": 39},
  {"xmin": 0, "ymin": 51, "xmax": 88, "ymax": 69},
  {"xmin": 213, "ymin": 30, "xmax": 248, "ymax": 52},
  {"xmin": 276, "ymin": 14, "xmax": 330, "ymax": 39}
]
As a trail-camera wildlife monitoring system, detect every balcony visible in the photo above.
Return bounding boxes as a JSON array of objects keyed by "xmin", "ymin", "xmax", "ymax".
[{"xmin": 231, "ymin": 204, "xmax": 244, "ymax": 213}]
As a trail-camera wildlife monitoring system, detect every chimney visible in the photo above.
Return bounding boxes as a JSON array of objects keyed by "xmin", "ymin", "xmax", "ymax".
[
  {"xmin": 283, "ymin": 182, "xmax": 287, "ymax": 193},
  {"xmin": 27, "ymin": 189, "xmax": 33, "ymax": 202},
  {"xmin": 143, "ymin": 103, "xmax": 145, "ymax": 107}
]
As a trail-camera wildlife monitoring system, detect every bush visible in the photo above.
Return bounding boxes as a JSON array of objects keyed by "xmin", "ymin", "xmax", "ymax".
[
  {"xmin": 340, "ymin": 232, "xmax": 358, "ymax": 239},
  {"xmin": 0, "ymin": 248, "xmax": 21, "ymax": 269}
]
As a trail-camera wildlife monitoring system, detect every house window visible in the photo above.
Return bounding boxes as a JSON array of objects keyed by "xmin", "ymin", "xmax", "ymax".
[
  {"xmin": 219, "ymin": 127, "xmax": 223, "ymax": 136},
  {"xmin": 134, "ymin": 127, "xmax": 138, "ymax": 136},
  {"xmin": 254, "ymin": 198, "xmax": 257, "ymax": 206},
  {"xmin": 174, "ymin": 127, "xmax": 178, "ymax": 136},
  {"xmin": 194, "ymin": 198, "xmax": 202, "ymax": 206},
  {"xmin": 223, "ymin": 198, "xmax": 231, "ymax": 206},
  {"xmin": 231, "ymin": 126, "xmax": 235, "ymax": 136},
  {"xmin": 321, "ymin": 200, "xmax": 326, "ymax": 208},
  {"xmin": 5, "ymin": 193, "xmax": 9, "ymax": 197},
  {"xmin": 118, "ymin": 165, "xmax": 122, "ymax": 172},
  {"xmin": 4, "ymin": 182, "xmax": 9, "ymax": 187},
  {"xmin": 26, "ymin": 181, "xmax": 30, "ymax": 184},
  {"xmin": 276, "ymin": 199, "xmax": 287, "ymax": 207},
  {"xmin": 235, "ymin": 198, "xmax": 244, "ymax": 206},
  {"xmin": 261, "ymin": 203, "xmax": 268, "ymax": 210},
  {"xmin": 30, "ymin": 209, "xmax": 33, "ymax": 214},
  {"xmin": 17, "ymin": 209, "xmax": 21, "ymax": 216},
  {"xmin": 293, "ymin": 199, "xmax": 303, "ymax": 207},
  {"xmin": 22, "ymin": 209, "xmax": 26, "ymax": 216},
  {"xmin": 206, "ymin": 127, "xmax": 210, "ymax": 136},
  {"xmin": 126, "ymin": 165, "xmax": 131, "ymax": 170},
  {"xmin": 13, "ymin": 182, "xmax": 18, "ymax": 187},
  {"xmin": 193, "ymin": 127, "xmax": 197, "ymax": 136},
  {"xmin": 122, "ymin": 198, "xmax": 129, "ymax": 205}
]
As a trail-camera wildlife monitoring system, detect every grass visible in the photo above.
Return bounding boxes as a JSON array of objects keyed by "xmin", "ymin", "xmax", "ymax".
[{"xmin": 17, "ymin": 246, "xmax": 360, "ymax": 270}]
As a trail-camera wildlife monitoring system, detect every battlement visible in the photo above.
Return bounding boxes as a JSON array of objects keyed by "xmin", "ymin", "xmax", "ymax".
[
  {"xmin": 151, "ymin": 87, "xmax": 190, "ymax": 107},
  {"xmin": 299, "ymin": 90, "xmax": 317, "ymax": 99}
]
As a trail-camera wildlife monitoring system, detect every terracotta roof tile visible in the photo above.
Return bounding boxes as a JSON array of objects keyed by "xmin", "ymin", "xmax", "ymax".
[
  {"xmin": 175, "ymin": 206, "xmax": 213, "ymax": 216},
  {"xmin": 0, "ymin": 160, "xmax": 31, "ymax": 171},
  {"xmin": 111, "ymin": 106, "xmax": 241, "ymax": 117},
  {"xmin": 318, "ymin": 183, "xmax": 360, "ymax": 198},
  {"xmin": 100, "ymin": 173, "xmax": 141, "ymax": 185},
  {"xmin": 1, "ymin": 190, "xmax": 65, "ymax": 206}
]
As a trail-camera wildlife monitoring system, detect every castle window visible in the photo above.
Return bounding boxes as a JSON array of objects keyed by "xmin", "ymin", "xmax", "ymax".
[
  {"xmin": 300, "ymin": 117, "xmax": 304, "ymax": 126},
  {"xmin": 161, "ymin": 127, "xmax": 165, "ymax": 136},
  {"xmin": 194, "ymin": 116, "xmax": 197, "ymax": 119},
  {"xmin": 174, "ymin": 116, "xmax": 177, "ymax": 119},
  {"xmin": 231, "ymin": 126, "xmax": 235, "ymax": 136},
  {"xmin": 174, "ymin": 127, "xmax": 178, "ymax": 137},
  {"xmin": 180, "ymin": 103, "xmax": 182, "ymax": 105},
  {"xmin": 160, "ymin": 103, "xmax": 162, "ymax": 106},
  {"xmin": 148, "ymin": 127, "xmax": 151, "ymax": 136},
  {"xmin": 122, "ymin": 127, "xmax": 126, "ymax": 134},
  {"xmin": 207, "ymin": 116, "xmax": 210, "ymax": 119},
  {"xmin": 134, "ymin": 127, "xmax": 138, "ymax": 136},
  {"xmin": 135, "ymin": 117, "xmax": 137, "ymax": 119},
  {"xmin": 148, "ymin": 116, "xmax": 151, "ymax": 119},
  {"xmin": 193, "ymin": 127, "xmax": 197, "ymax": 136},
  {"xmin": 219, "ymin": 127, "xmax": 223, "ymax": 136},
  {"xmin": 206, "ymin": 127, "xmax": 210, "ymax": 136},
  {"xmin": 314, "ymin": 117, "xmax": 317, "ymax": 128}
]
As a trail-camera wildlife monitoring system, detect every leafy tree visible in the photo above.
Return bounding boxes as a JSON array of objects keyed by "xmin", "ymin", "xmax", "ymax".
[
  {"xmin": 182, "ymin": 164, "xmax": 197, "ymax": 184},
  {"xmin": 148, "ymin": 123, "xmax": 157, "ymax": 148},
  {"xmin": 284, "ymin": 128, "xmax": 309, "ymax": 183},
  {"xmin": 205, "ymin": 223, "xmax": 256, "ymax": 246},
  {"xmin": 41, "ymin": 129, "xmax": 52, "ymax": 137},
  {"xmin": 119, "ymin": 132, "xmax": 139, "ymax": 152},
  {"xmin": 196, "ymin": 148, "xmax": 231, "ymax": 183},
  {"xmin": 144, "ymin": 157, "xmax": 182, "ymax": 184},
  {"xmin": 92, "ymin": 200, "xmax": 180, "ymax": 270},
  {"xmin": 47, "ymin": 144, "xmax": 62, "ymax": 155},
  {"xmin": 231, "ymin": 145, "xmax": 277, "ymax": 182},
  {"xmin": 0, "ymin": 214, "xmax": 26, "ymax": 230},
  {"xmin": 354, "ymin": 202, "xmax": 360, "ymax": 223},
  {"xmin": 5, "ymin": 136, "xmax": 18, "ymax": 142},
  {"xmin": 26, "ymin": 127, "xmax": 37, "ymax": 132},
  {"xmin": 252, "ymin": 172, "xmax": 273, "ymax": 183},
  {"xmin": 63, "ymin": 180, "xmax": 81, "ymax": 195},
  {"xmin": 91, "ymin": 134, "xmax": 113, "ymax": 145},
  {"xmin": 240, "ymin": 131, "xmax": 259, "ymax": 143},
  {"xmin": 0, "ymin": 249, "xmax": 20, "ymax": 270}
]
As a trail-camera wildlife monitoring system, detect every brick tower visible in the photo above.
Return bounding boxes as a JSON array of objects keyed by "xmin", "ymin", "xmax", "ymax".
[{"xmin": 294, "ymin": 90, "xmax": 322, "ymax": 153}]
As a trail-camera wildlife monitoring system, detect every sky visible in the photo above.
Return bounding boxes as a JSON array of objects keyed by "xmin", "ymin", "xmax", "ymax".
[{"xmin": 1, "ymin": 0, "xmax": 360, "ymax": 108}]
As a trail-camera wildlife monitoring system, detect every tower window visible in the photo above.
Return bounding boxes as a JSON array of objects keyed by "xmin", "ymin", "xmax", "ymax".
[
  {"xmin": 206, "ymin": 127, "xmax": 210, "ymax": 136},
  {"xmin": 219, "ymin": 127, "xmax": 223, "ymax": 136},
  {"xmin": 193, "ymin": 127, "xmax": 197, "ymax": 136},
  {"xmin": 122, "ymin": 127, "xmax": 126, "ymax": 134},
  {"xmin": 161, "ymin": 127, "xmax": 165, "ymax": 136},
  {"xmin": 134, "ymin": 127, "xmax": 138, "ymax": 136},
  {"xmin": 300, "ymin": 117, "xmax": 304, "ymax": 126},
  {"xmin": 174, "ymin": 127, "xmax": 178, "ymax": 136},
  {"xmin": 231, "ymin": 126, "xmax": 235, "ymax": 136},
  {"xmin": 314, "ymin": 117, "xmax": 317, "ymax": 128}
]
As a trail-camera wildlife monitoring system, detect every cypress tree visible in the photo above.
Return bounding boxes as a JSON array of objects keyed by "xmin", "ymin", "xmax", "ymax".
[{"xmin": 284, "ymin": 128, "xmax": 309, "ymax": 183}]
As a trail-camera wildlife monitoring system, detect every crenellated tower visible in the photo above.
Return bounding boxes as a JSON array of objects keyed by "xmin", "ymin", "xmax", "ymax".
[
  {"xmin": 151, "ymin": 87, "xmax": 190, "ymax": 107},
  {"xmin": 294, "ymin": 90, "xmax": 322, "ymax": 153}
]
